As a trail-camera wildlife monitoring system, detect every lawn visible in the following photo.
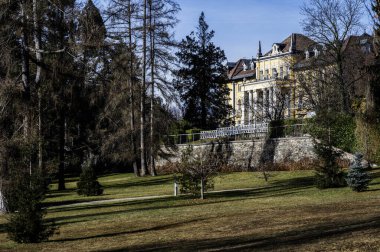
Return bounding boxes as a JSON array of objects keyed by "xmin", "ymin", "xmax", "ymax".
[{"xmin": 0, "ymin": 169, "xmax": 379, "ymax": 251}]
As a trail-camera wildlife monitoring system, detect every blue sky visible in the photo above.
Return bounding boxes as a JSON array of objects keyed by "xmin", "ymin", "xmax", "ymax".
[
  {"xmin": 96, "ymin": 0, "xmax": 372, "ymax": 62},
  {"xmin": 174, "ymin": 0, "xmax": 305, "ymax": 61}
]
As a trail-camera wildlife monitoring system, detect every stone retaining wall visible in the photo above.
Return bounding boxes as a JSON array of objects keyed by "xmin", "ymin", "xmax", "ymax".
[{"xmin": 156, "ymin": 137, "xmax": 356, "ymax": 169}]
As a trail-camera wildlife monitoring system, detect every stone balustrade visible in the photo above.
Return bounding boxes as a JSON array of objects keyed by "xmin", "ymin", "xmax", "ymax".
[{"xmin": 200, "ymin": 123, "xmax": 269, "ymax": 140}]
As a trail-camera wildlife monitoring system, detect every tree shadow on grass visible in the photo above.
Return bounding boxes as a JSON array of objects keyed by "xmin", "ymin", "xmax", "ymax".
[
  {"xmin": 47, "ymin": 173, "xmax": 314, "ymax": 209},
  {"xmin": 44, "ymin": 177, "xmax": 173, "ymax": 207},
  {"xmin": 45, "ymin": 198, "xmax": 240, "ymax": 226},
  {"xmin": 207, "ymin": 175, "xmax": 314, "ymax": 200},
  {"xmin": 0, "ymin": 222, "xmax": 6, "ymax": 234},
  {"xmin": 43, "ymin": 198, "xmax": 110, "ymax": 208},
  {"xmin": 49, "ymin": 216, "xmax": 217, "ymax": 243},
  {"xmin": 98, "ymin": 215, "xmax": 380, "ymax": 252},
  {"xmin": 101, "ymin": 177, "xmax": 173, "ymax": 189},
  {"xmin": 46, "ymin": 177, "xmax": 314, "ymax": 227},
  {"xmin": 46, "ymin": 191, "xmax": 76, "ymax": 199},
  {"xmin": 371, "ymin": 170, "xmax": 380, "ymax": 178},
  {"xmin": 52, "ymin": 173, "xmax": 314, "ymax": 214}
]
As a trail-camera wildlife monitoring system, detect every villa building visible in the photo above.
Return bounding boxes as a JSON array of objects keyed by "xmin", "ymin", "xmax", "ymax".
[
  {"xmin": 227, "ymin": 32, "xmax": 376, "ymax": 127},
  {"xmin": 227, "ymin": 33, "xmax": 316, "ymax": 125}
]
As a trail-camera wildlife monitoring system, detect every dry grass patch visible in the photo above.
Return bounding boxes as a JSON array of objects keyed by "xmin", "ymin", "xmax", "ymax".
[{"xmin": 0, "ymin": 169, "xmax": 379, "ymax": 251}]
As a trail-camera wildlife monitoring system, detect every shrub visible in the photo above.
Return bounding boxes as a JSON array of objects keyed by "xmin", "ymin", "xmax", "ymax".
[
  {"xmin": 6, "ymin": 171, "xmax": 56, "ymax": 243},
  {"xmin": 314, "ymin": 143, "xmax": 346, "ymax": 189},
  {"xmin": 185, "ymin": 128, "xmax": 202, "ymax": 142},
  {"xmin": 355, "ymin": 118, "xmax": 380, "ymax": 164},
  {"xmin": 156, "ymin": 162, "xmax": 179, "ymax": 175},
  {"xmin": 77, "ymin": 158, "xmax": 103, "ymax": 196},
  {"xmin": 257, "ymin": 158, "xmax": 315, "ymax": 172},
  {"xmin": 346, "ymin": 153, "xmax": 371, "ymax": 192},
  {"xmin": 308, "ymin": 113, "xmax": 356, "ymax": 153},
  {"xmin": 307, "ymin": 112, "xmax": 354, "ymax": 189},
  {"xmin": 269, "ymin": 119, "xmax": 306, "ymax": 138},
  {"xmin": 170, "ymin": 119, "xmax": 192, "ymax": 135},
  {"xmin": 176, "ymin": 146, "xmax": 221, "ymax": 199}
]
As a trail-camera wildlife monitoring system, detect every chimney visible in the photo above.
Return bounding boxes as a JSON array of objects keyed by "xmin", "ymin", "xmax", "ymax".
[{"xmin": 289, "ymin": 33, "xmax": 296, "ymax": 53}]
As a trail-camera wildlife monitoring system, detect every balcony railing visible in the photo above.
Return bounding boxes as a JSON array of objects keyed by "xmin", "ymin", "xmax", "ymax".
[
  {"xmin": 163, "ymin": 123, "xmax": 309, "ymax": 145},
  {"xmin": 200, "ymin": 123, "xmax": 269, "ymax": 140}
]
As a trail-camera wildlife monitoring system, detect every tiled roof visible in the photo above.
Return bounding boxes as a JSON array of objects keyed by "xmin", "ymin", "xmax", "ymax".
[
  {"xmin": 342, "ymin": 33, "xmax": 373, "ymax": 52},
  {"xmin": 294, "ymin": 33, "xmax": 374, "ymax": 70},
  {"xmin": 226, "ymin": 62, "xmax": 236, "ymax": 71},
  {"xmin": 228, "ymin": 59, "xmax": 256, "ymax": 80},
  {"xmin": 264, "ymin": 33, "xmax": 316, "ymax": 56},
  {"xmin": 283, "ymin": 33, "xmax": 316, "ymax": 52}
]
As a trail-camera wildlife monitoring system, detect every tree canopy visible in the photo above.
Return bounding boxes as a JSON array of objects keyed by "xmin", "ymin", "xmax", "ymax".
[{"xmin": 175, "ymin": 12, "xmax": 230, "ymax": 130}]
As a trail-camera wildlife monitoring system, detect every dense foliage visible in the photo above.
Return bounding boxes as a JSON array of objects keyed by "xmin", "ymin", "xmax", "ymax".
[
  {"xmin": 77, "ymin": 157, "xmax": 103, "ymax": 196},
  {"xmin": 313, "ymin": 142, "xmax": 346, "ymax": 189},
  {"xmin": 5, "ymin": 171, "xmax": 55, "ymax": 243},
  {"xmin": 346, "ymin": 153, "xmax": 371, "ymax": 192},
  {"xmin": 308, "ymin": 113, "xmax": 356, "ymax": 153},
  {"xmin": 175, "ymin": 12, "xmax": 231, "ymax": 130},
  {"xmin": 308, "ymin": 112, "xmax": 348, "ymax": 189}
]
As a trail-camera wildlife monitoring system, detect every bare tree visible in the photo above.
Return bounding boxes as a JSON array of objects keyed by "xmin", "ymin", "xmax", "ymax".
[
  {"xmin": 107, "ymin": 0, "xmax": 179, "ymax": 176},
  {"xmin": 295, "ymin": 60, "xmax": 344, "ymax": 114},
  {"xmin": 301, "ymin": 0, "xmax": 365, "ymax": 113},
  {"xmin": 176, "ymin": 145, "xmax": 223, "ymax": 199},
  {"xmin": 107, "ymin": 0, "xmax": 141, "ymax": 176},
  {"xmin": 147, "ymin": 0, "xmax": 179, "ymax": 176},
  {"xmin": 139, "ymin": 0, "xmax": 149, "ymax": 176}
]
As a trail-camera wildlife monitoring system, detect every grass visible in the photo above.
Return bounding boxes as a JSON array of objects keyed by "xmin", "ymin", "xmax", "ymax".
[
  {"xmin": 0, "ymin": 169, "xmax": 379, "ymax": 251},
  {"xmin": 44, "ymin": 171, "xmax": 315, "ymax": 207}
]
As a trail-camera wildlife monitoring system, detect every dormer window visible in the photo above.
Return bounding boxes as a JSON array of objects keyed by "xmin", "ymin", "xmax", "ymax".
[
  {"xmin": 313, "ymin": 48, "xmax": 319, "ymax": 57},
  {"xmin": 272, "ymin": 44, "xmax": 278, "ymax": 55},
  {"xmin": 250, "ymin": 61, "xmax": 254, "ymax": 70},
  {"xmin": 322, "ymin": 45, "xmax": 327, "ymax": 54},
  {"xmin": 243, "ymin": 62, "xmax": 247, "ymax": 71}
]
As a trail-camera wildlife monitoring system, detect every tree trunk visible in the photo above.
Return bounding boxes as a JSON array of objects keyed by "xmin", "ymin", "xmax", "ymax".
[
  {"xmin": 58, "ymin": 107, "xmax": 66, "ymax": 191},
  {"xmin": 20, "ymin": 2, "xmax": 30, "ymax": 100},
  {"xmin": 20, "ymin": 1, "xmax": 32, "ymax": 175},
  {"xmin": 127, "ymin": 0, "xmax": 139, "ymax": 177},
  {"xmin": 201, "ymin": 97, "xmax": 207, "ymax": 129},
  {"xmin": 337, "ymin": 59, "xmax": 349, "ymax": 113},
  {"xmin": 200, "ymin": 177, "xmax": 204, "ymax": 200},
  {"xmin": 140, "ymin": 0, "xmax": 148, "ymax": 176},
  {"xmin": 33, "ymin": 0, "xmax": 44, "ymax": 173},
  {"xmin": 149, "ymin": 0, "xmax": 156, "ymax": 176}
]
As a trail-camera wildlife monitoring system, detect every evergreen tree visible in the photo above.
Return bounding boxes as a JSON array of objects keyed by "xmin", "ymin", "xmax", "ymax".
[
  {"xmin": 370, "ymin": 0, "xmax": 380, "ymax": 118},
  {"xmin": 77, "ymin": 156, "xmax": 103, "ymax": 196},
  {"xmin": 310, "ymin": 113, "xmax": 347, "ymax": 189},
  {"xmin": 175, "ymin": 12, "xmax": 231, "ymax": 130},
  {"xmin": 346, "ymin": 153, "xmax": 371, "ymax": 192},
  {"xmin": 314, "ymin": 140, "xmax": 346, "ymax": 189},
  {"xmin": 106, "ymin": 0, "xmax": 141, "ymax": 176},
  {"xmin": 5, "ymin": 170, "xmax": 55, "ymax": 243}
]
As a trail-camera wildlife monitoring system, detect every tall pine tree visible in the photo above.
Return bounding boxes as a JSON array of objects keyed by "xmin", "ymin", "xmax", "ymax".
[
  {"xmin": 371, "ymin": 0, "xmax": 380, "ymax": 118},
  {"xmin": 175, "ymin": 12, "xmax": 230, "ymax": 130}
]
